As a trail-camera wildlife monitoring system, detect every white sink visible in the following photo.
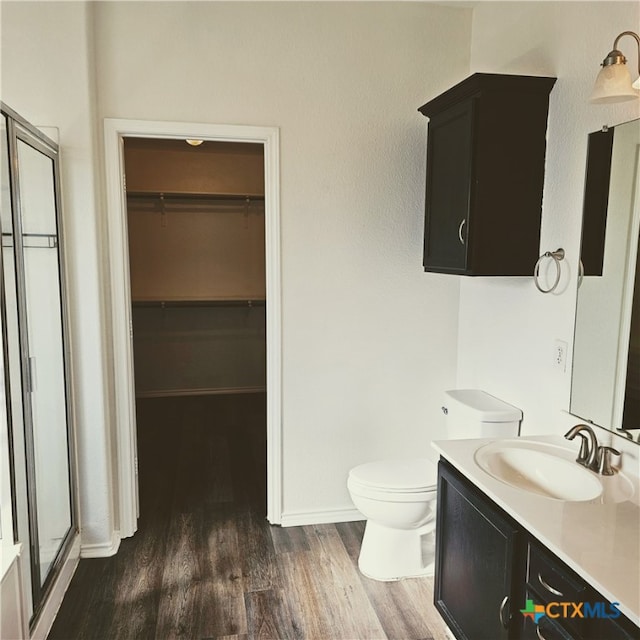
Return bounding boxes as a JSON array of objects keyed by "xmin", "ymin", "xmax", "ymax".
[{"xmin": 474, "ymin": 440, "xmax": 603, "ymax": 501}]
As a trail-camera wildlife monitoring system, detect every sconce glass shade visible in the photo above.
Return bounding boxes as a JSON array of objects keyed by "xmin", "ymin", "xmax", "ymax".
[
  {"xmin": 590, "ymin": 31, "xmax": 640, "ymax": 104},
  {"xmin": 590, "ymin": 63, "xmax": 639, "ymax": 103}
]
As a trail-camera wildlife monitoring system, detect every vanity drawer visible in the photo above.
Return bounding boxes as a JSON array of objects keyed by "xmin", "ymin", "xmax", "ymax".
[
  {"xmin": 520, "ymin": 600, "xmax": 639, "ymax": 640},
  {"xmin": 526, "ymin": 542, "xmax": 588, "ymax": 638},
  {"xmin": 525, "ymin": 541, "xmax": 639, "ymax": 640},
  {"xmin": 527, "ymin": 543, "xmax": 587, "ymax": 604},
  {"xmin": 520, "ymin": 600, "xmax": 577, "ymax": 640}
]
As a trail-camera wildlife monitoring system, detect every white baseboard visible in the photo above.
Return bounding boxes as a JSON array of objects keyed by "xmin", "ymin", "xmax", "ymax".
[
  {"xmin": 279, "ymin": 507, "xmax": 363, "ymax": 528},
  {"xmin": 31, "ymin": 536, "xmax": 80, "ymax": 640},
  {"xmin": 80, "ymin": 530, "xmax": 121, "ymax": 558}
]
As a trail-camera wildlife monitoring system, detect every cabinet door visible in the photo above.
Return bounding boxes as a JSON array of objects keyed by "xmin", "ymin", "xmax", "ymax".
[
  {"xmin": 435, "ymin": 460, "xmax": 522, "ymax": 640},
  {"xmin": 423, "ymin": 99, "xmax": 474, "ymax": 274}
]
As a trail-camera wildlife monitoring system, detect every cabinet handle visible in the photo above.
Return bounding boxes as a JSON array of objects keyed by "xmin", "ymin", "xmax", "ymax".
[
  {"xmin": 458, "ymin": 219, "xmax": 466, "ymax": 245},
  {"xmin": 537, "ymin": 572, "xmax": 563, "ymax": 597},
  {"xmin": 535, "ymin": 625, "xmax": 550, "ymax": 640},
  {"xmin": 499, "ymin": 595, "xmax": 510, "ymax": 629}
]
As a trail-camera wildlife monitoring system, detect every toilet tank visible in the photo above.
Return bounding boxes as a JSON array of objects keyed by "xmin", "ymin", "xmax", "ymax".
[{"xmin": 442, "ymin": 389, "xmax": 522, "ymax": 439}]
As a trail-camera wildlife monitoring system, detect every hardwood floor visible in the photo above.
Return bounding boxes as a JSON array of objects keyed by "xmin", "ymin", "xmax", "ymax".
[{"xmin": 48, "ymin": 394, "xmax": 450, "ymax": 640}]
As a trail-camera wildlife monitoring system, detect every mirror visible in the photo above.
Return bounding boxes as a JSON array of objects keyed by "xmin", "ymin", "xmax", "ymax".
[{"xmin": 571, "ymin": 118, "xmax": 640, "ymax": 442}]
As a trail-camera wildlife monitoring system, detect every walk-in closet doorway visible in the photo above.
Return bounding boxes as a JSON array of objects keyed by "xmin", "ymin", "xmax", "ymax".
[{"xmin": 104, "ymin": 120, "xmax": 282, "ymax": 542}]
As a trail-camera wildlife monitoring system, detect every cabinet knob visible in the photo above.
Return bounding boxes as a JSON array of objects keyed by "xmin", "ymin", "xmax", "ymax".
[{"xmin": 458, "ymin": 219, "xmax": 466, "ymax": 245}]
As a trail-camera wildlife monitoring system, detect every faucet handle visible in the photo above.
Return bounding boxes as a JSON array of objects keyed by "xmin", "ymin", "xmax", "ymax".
[{"xmin": 597, "ymin": 446, "xmax": 621, "ymax": 476}]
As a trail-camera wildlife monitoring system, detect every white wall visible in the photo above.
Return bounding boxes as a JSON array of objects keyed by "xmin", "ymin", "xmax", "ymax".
[
  {"xmin": 1, "ymin": 2, "xmax": 115, "ymax": 547},
  {"xmin": 459, "ymin": 1, "xmax": 640, "ymax": 437},
  {"xmin": 93, "ymin": 1, "xmax": 471, "ymax": 521}
]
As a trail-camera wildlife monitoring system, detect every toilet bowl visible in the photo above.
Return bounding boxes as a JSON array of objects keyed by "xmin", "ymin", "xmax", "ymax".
[
  {"xmin": 347, "ymin": 389, "xmax": 523, "ymax": 582},
  {"xmin": 347, "ymin": 458, "xmax": 438, "ymax": 581}
]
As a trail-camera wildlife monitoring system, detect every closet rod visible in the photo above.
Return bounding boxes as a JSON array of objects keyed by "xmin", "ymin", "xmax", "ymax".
[
  {"xmin": 132, "ymin": 299, "xmax": 266, "ymax": 309},
  {"xmin": 127, "ymin": 191, "xmax": 265, "ymax": 202}
]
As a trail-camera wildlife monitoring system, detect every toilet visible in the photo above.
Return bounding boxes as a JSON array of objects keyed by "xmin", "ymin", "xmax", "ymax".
[{"xmin": 347, "ymin": 389, "xmax": 522, "ymax": 581}]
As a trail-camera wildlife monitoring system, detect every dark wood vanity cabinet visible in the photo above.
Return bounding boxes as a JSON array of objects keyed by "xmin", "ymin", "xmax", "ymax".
[
  {"xmin": 419, "ymin": 73, "xmax": 556, "ymax": 275},
  {"xmin": 435, "ymin": 460, "xmax": 639, "ymax": 640}
]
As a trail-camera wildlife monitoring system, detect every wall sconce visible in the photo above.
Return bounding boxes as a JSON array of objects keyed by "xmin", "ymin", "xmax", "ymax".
[
  {"xmin": 185, "ymin": 139, "xmax": 204, "ymax": 146},
  {"xmin": 590, "ymin": 30, "xmax": 640, "ymax": 103}
]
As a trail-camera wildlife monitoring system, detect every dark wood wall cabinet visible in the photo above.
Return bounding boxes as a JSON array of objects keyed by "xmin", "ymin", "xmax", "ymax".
[
  {"xmin": 419, "ymin": 73, "xmax": 556, "ymax": 275},
  {"xmin": 435, "ymin": 460, "xmax": 638, "ymax": 640}
]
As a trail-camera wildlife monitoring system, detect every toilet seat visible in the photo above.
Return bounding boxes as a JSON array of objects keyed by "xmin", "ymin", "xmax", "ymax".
[{"xmin": 348, "ymin": 458, "xmax": 437, "ymax": 500}]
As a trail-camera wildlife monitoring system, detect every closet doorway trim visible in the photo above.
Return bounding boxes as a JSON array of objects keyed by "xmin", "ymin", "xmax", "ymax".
[{"xmin": 103, "ymin": 118, "xmax": 282, "ymax": 538}]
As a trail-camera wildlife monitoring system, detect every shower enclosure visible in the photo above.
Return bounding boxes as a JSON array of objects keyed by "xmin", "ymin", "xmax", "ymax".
[{"xmin": 1, "ymin": 104, "xmax": 77, "ymax": 628}]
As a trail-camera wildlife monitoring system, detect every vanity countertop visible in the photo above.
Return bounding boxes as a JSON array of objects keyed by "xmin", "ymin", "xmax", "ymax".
[{"xmin": 432, "ymin": 434, "xmax": 640, "ymax": 626}]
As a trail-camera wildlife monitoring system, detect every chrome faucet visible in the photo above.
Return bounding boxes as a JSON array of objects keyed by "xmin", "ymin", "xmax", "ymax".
[
  {"xmin": 564, "ymin": 424, "xmax": 600, "ymax": 470},
  {"xmin": 564, "ymin": 424, "xmax": 621, "ymax": 475}
]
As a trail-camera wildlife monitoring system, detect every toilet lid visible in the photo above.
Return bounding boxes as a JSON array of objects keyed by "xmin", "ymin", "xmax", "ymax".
[{"xmin": 349, "ymin": 458, "xmax": 437, "ymax": 493}]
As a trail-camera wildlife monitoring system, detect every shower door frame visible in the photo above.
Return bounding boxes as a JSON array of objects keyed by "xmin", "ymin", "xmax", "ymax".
[{"xmin": 1, "ymin": 102, "xmax": 79, "ymax": 629}]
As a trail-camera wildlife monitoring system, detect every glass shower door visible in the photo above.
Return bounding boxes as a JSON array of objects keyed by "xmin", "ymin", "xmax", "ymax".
[{"xmin": 16, "ymin": 136, "xmax": 73, "ymax": 586}]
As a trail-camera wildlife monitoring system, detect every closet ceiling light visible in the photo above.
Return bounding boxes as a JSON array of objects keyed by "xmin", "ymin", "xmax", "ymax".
[
  {"xmin": 185, "ymin": 139, "xmax": 204, "ymax": 146},
  {"xmin": 590, "ymin": 30, "xmax": 640, "ymax": 103}
]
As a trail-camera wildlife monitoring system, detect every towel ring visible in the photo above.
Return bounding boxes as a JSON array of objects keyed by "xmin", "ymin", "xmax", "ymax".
[{"xmin": 534, "ymin": 248, "xmax": 565, "ymax": 293}]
